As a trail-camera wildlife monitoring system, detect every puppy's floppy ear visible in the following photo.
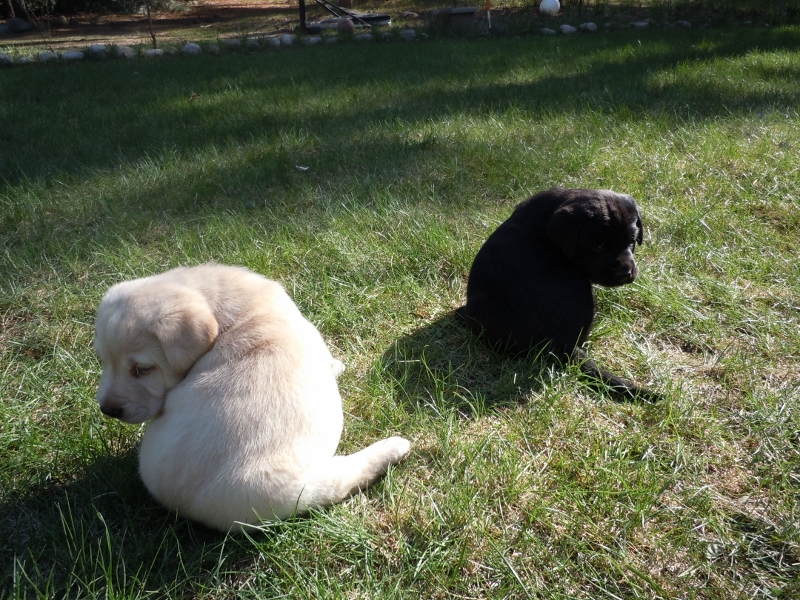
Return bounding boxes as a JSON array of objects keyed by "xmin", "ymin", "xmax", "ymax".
[
  {"xmin": 618, "ymin": 193, "xmax": 643, "ymax": 246},
  {"xmin": 546, "ymin": 204, "xmax": 584, "ymax": 257},
  {"xmin": 152, "ymin": 290, "xmax": 219, "ymax": 375},
  {"xmin": 635, "ymin": 214, "xmax": 644, "ymax": 246},
  {"xmin": 636, "ymin": 208, "xmax": 644, "ymax": 246}
]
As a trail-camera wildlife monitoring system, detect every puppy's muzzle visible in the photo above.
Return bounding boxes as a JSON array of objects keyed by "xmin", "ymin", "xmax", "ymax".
[
  {"xmin": 100, "ymin": 404, "xmax": 125, "ymax": 419},
  {"xmin": 615, "ymin": 264, "xmax": 637, "ymax": 283}
]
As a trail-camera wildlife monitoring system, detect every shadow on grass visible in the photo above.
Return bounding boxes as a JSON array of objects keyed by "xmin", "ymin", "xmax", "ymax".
[
  {"xmin": 378, "ymin": 311, "xmax": 555, "ymax": 417},
  {"xmin": 0, "ymin": 424, "xmax": 406, "ymax": 597},
  {"xmin": 0, "ymin": 445, "xmax": 258, "ymax": 597},
  {"xmin": 1, "ymin": 26, "xmax": 800, "ymax": 276},
  {"xmin": 1, "ymin": 26, "xmax": 799, "ymax": 191},
  {"xmin": 378, "ymin": 309, "xmax": 664, "ymax": 416},
  {"xmin": 724, "ymin": 511, "xmax": 800, "ymax": 581}
]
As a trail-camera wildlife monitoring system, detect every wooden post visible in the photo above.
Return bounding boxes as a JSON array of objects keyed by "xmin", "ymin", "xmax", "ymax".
[{"xmin": 298, "ymin": 0, "xmax": 307, "ymax": 34}]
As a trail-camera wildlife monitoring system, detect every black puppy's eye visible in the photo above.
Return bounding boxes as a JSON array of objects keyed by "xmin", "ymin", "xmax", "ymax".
[
  {"xmin": 131, "ymin": 365, "xmax": 155, "ymax": 378},
  {"xmin": 592, "ymin": 242, "xmax": 606, "ymax": 252}
]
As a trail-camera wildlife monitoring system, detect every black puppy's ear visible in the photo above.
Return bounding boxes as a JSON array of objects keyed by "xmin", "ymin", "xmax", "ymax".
[
  {"xmin": 546, "ymin": 205, "xmax": 581, "ymax": 256},
  {"xmin": 636, "ymin": 214, "xmax": 644, "ymax": 246}
]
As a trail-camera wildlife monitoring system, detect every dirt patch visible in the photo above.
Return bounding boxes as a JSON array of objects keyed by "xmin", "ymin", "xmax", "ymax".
[
  {"xmin": 2, "ymin": 2, "xmax": 792, "ymax": 54},
  {"xmin": 0, "ymin": 0, "xmax": 320, "ymax": 51}
]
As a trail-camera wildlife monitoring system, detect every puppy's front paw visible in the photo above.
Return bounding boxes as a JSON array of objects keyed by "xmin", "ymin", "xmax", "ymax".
[
  {"xmin": 331, "ymin": 359, "xmax": 345, "ymax": 379},
  {"xmin": 379, "ymin": 436, "xmax": 411, "ymax": 464}
]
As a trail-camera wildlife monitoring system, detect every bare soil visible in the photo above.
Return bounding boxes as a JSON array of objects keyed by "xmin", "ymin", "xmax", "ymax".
[
  {"xmin": 2, "ymin": 1, "xmax": 792, "ymax": 53},
  {"xmin": 0, "ymin": 0, "xmax": 329, "ymax": 51}
]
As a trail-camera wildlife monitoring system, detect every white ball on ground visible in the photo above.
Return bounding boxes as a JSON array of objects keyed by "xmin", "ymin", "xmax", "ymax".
[{"xmin": 539, "ymin": 0, "xmax": 560, "ymax": 16}]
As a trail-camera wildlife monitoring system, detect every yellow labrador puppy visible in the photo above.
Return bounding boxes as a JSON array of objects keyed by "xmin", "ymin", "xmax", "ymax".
[{"xmin": 94, "ymin": 264, "xmax": 410, "ymax": 531}]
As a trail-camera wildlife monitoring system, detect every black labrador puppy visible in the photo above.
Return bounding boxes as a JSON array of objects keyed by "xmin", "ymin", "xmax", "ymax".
[{"xmin": 458, "ymin": 187, "xmax": 659, "ymax": 402}]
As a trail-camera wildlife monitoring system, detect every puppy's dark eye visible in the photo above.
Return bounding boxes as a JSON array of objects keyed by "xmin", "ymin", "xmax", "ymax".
[
  {"xmin": 131, "ymin": 365, "xmax": 155, "ymax": 378},
  {"xmin": 592, "ymin": 242, "xmax": 606, "ymax": 252}
]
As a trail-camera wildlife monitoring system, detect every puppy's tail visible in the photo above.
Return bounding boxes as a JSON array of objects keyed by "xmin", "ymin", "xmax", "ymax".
[
  {"xmin": 298, "ymin": 436, "xmax": 411, "ymax": 510},
  {"xmin": 572, "ymin": 348, "xmax": 661, "ymax": 403}
]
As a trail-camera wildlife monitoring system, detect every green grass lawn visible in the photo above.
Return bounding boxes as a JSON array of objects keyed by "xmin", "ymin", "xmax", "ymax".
[{"xmin": 1, "ymin": 24, "xmax": 799, "ymax": 599}]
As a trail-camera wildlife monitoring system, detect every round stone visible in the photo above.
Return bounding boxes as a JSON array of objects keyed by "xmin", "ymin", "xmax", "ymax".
[
  {"xmin": 61, "ymin": 50, "xmax": 84, "ymax": 61},
  {"xmin": 336, "ymin": 18, "xmax": 355, "ymax": 34},
  {"xmin": 7, "ymin": 17, "xmax": 32, "ymax": 33},
  {"xmin": 117, "ymin": 45, "xmax": 136, "ymax": 59}
]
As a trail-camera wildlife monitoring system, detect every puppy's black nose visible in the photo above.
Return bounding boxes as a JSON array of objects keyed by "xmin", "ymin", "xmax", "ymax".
[
  {"xmin": 100, "ymin": 404, "xmax": 124, "ymax": 419},
  {"xmin": 616, "ymin": 265, "xmax": 636, "ymax": 282}
]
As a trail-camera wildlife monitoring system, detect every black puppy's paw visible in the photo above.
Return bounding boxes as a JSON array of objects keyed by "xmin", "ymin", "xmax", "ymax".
[{"xmin": 573, "ymin": 349, "xmax": 661, "ymax": 404}]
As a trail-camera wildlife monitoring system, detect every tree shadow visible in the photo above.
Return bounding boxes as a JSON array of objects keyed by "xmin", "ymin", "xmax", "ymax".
[
  {"xmin": 2, "ymin": 26, "xmax": 799, "ymax": 274},
  {"xmin": 2, "ymin": 25, "xmax": 799, "ymax": 191}
]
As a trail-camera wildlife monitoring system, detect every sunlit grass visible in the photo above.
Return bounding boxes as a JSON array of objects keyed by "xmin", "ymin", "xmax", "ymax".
[{"xmin": 2, "ymin": 25, "xmax": 799, "ymax": 599}]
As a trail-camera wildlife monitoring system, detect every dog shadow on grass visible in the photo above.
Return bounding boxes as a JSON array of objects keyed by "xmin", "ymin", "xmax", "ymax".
[
  {"xmin": 376, "ymin": 311, "xmax": 563, "ymax": 419},
  {"xmin": 0, "ymin": 444, "xmax": 263, "ymax": 597},
  {"xmin": 378, "ymin": 309, "xmax": 668, "ymax": 415}
]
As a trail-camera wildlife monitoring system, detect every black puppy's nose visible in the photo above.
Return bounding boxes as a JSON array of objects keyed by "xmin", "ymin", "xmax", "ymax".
[
  {"xmin": 615, "ymin": 265, "xmax": 637, "ymax": 283},
  {"xmin": 617, "ymin": 266, "xmax": 633, "ymax": 278},
  {"xmin": 100, "ymin": 404, "xmax": 124, "ymax": 419}
]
